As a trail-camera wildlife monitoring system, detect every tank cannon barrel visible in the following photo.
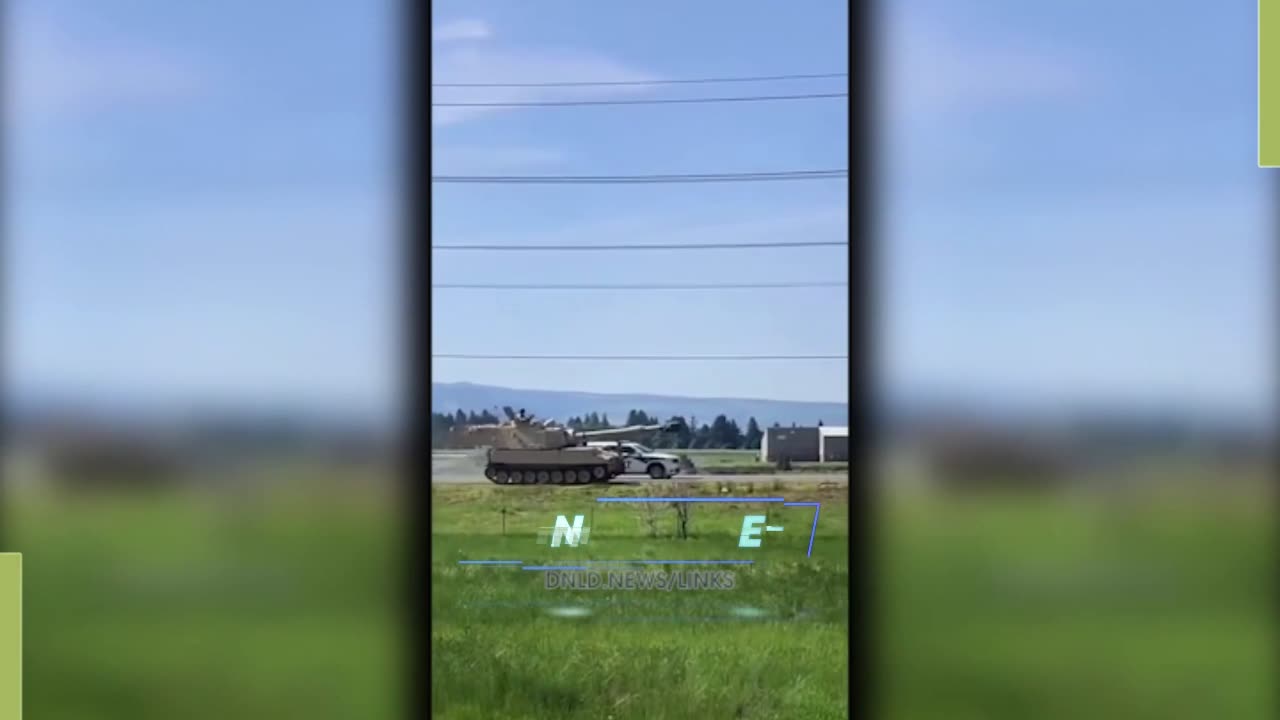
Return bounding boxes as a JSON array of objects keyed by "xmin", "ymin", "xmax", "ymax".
[{"xmin": 576, "ymin": 419, "xmax": 685, "ymax": 442}]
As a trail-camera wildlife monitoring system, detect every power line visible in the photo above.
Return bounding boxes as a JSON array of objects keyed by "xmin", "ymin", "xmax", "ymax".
[
  {"xmin": 431, "ymin": 169, "xmax": 847, "ymax": 184},
  {"xmin": 431, "ymin": 91, "xmax": 846, "ymax": 107},
  {"xmin": 432, "ymin": 281, "xmax": 848, "ymax": 290},
  {"xmin": 431, "ymin": 240, "xmax": 846, "ymax": 252},
  {"xmin": 433, "ymin": 71, "xmax": 849, "ymax": 368},
  {"xmin": 432, "ymin": 72, "xmax": 848, "ymax": 88},
  {"xmin": 433, "ymin": 354, "xmax": 848, "ymax": 361}
]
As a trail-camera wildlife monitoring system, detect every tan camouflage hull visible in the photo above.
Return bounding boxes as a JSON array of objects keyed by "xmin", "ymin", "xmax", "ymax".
[{"xmin": 483, "ymin": 447, "xmax": 625, "ymax": 485}]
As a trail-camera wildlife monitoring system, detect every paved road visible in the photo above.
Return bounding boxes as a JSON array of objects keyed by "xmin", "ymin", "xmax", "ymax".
[{"xmin": 430, "ymin": 451, "xmax": 847, "ymax": 486}]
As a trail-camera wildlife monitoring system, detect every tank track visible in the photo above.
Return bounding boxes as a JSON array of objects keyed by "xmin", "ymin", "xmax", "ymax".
[{"xmin": 484, "ymin": 464, "xmax": 619, "ymax": 485}]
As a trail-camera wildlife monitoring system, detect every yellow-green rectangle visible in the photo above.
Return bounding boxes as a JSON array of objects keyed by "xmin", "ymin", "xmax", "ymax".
[
  {"xmin": 0, "ymin": 554, "xmax": 19, "ymax": 720},
  {"xmin": 1262, "ymin": 0, "xmax": 1280, "ymax": 165}
]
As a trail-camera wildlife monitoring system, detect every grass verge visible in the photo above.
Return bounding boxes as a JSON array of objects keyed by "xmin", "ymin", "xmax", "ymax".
[{"xmin": 432, "ymin": 481, "xmax": 850, "ymax": 720}]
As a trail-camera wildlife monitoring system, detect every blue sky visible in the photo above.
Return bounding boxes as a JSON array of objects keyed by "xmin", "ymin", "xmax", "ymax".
[
  {"xmin": 5, "ymin": 1, "xmax": 1271, "ymax": 418},
  {"xmin": 879, "ymin": 0, "xmax": 1271, "ymax": 419},
  {"xmin": 431, "ymin": 1, "xmax": 850, "ymax": 403},
  {"xmin": 6, "ymin": 0, "xmax": 399, "ymax": 417}
]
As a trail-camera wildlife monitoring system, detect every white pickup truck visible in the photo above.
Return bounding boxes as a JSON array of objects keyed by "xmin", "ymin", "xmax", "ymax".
[{"xmin": 586, "ymin": 441, "xmax": 681, "ymax": 479}]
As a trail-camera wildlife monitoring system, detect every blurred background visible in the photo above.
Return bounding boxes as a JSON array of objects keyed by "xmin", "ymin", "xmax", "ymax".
[
  {"xmin": 0, "ymin": 1, "xmax": 1274, "ymax": 719},
  {"xmin": 876, "ymin": 1, "xmax": 1274, "ymax": 718},
  {"xmin": 2, "ymin": 1, "xmax": 404, "ymax": 718}
]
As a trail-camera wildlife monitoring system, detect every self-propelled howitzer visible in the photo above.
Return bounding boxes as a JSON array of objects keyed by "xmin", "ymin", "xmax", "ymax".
[{"xmin": 450, "ymin": 408, "xmax": 683, "ymax": 485}]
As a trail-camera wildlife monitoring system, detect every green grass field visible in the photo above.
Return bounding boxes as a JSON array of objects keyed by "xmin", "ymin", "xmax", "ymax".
[
  {"xmin": 1, "ymin": 481, "xmax": 403, "ymax": 720},
  {"xmin": 876, "ymin": 480, "xmax": 1274, "ymax": 720},
  {"xmin": 432, "ymin": 481, "xmax": 850, "ymax": 720},
  {"xmin": 677, "ymin": 449, "xmax": 848, "ymax": 475},
  {"xmin": 2, "ymin": 464, "xmax": 1271, "ymax": 720},
  {"xmin": 678, "ymin": 449, "xmax": 762, "ymax": 463}
]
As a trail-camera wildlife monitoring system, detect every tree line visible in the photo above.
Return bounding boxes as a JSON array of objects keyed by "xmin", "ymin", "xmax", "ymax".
[{"xmin": 429, "ymin": 408, "xmax": 815, "ymax": 450}]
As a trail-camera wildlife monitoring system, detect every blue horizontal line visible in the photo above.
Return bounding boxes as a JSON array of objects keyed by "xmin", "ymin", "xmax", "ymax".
[
  {"xmin": 596, "ymin": 497, "xmax": 786, "ymax": 503},
  {"xmin": 581, "ymin": 560, "xmax": 753, "ymax": 565},
  {"xmin": 523, "ymin": 566, "xmax": 589, "ymax": 571},
  {"xmin": 457, "ymin": 560, "xmax": 524, "ymax": 565},
  {"xmin": 782, "ymin": 502, "xmax": 820, "ymax": 507},
  {"xmin": 606, "ymin": 617, "xmax": 778, "ymax": 623}
]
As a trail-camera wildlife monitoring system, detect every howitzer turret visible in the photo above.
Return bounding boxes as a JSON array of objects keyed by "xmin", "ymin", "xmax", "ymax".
[{"xmin": 449, "ymin": 410, "xmax": 685, "ymax": 485}]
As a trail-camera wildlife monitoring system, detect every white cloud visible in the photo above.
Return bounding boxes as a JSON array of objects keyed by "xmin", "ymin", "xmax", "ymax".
[
  {"xmin": 878, "ymin": 7, "xmax": 1101, "ymax": 189},
  {"xmin": 881, "ymin": 10, "xmax": 1093, "ymax": 119},
  {"xmin": 8, "ymin": 10, "xmax": 205, "ymax": 119},
  {"xmin": 431, "ymin": 23, "xmax": 661, "ymax": 127},
  {"xmin": 433, "ymin": 18, "xmax": 492, "ymax": 42}
]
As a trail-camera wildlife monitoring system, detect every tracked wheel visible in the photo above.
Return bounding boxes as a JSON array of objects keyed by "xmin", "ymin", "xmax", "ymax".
[
  {"xmin": 550, "ymin": 470, "xmax": 564, "ymax": 484},
  {"xmin": 496, "ymin": 469, "xmax": 511, "ymax": 484},
  {"xmin": 591, "ymin": 466, "xmax": 607, "ymax": 482},
  {"xmin": 510, "ymin": 470, "xmax": 524, "ymax": 484},
  {"xmin": 485, "ymin": 466, "xmax": 498, "ymax": 482},
  {"xmin": 536, "ymin": 470, "xmax": 551, "ymax": 484}
]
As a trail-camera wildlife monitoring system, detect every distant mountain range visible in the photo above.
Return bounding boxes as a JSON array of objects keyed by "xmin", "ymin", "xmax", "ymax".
[
  {"xmin": 431, "ymin": 382, "xmax": 849, "ymax": 428},
  {"xmin": 8, "ymin": 381, "xmax": 1267, "ymax": 441},
  {"xmin": 5, "ymin": 387, "xmax": 395, "ymax": 437}
]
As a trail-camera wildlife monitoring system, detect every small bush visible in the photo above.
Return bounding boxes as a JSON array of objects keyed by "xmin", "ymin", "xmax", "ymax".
[{"xmin": 677, "ymin": 454, "xmax": 698, "ymax": 474}]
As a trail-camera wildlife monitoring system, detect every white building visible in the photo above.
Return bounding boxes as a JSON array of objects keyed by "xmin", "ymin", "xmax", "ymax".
[{"xmin": 819, "ymin": 426, "xmax": 849, "ymax": 462}]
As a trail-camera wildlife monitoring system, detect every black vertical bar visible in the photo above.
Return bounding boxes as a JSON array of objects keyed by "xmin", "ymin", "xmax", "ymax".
[
  {"xmin": 404, "ymin": 0, "xmax": 429, "ymax": 716},
  {"xmin": 851, "ymin": 0, "xmax": 877, "ymax": 717}
]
